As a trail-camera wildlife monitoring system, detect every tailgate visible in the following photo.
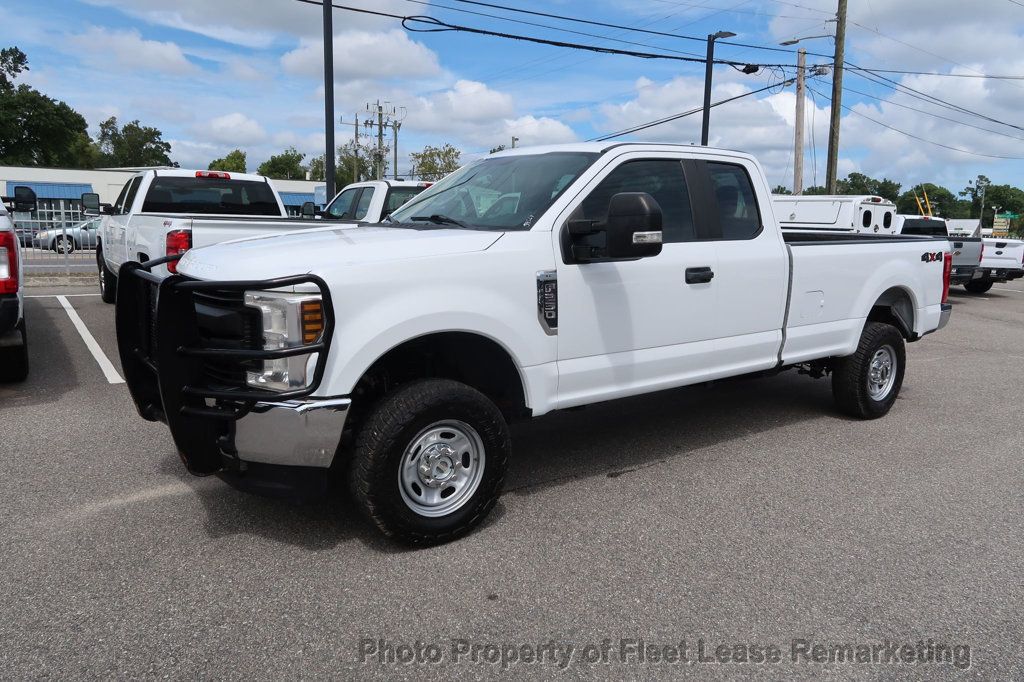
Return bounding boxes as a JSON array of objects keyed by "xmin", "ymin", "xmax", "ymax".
[
  {"xmin": 982, "ymin": 240, "xmax": 1024, "ymax": 269},
  {"xmin": 949, "ymin": 238, "xmax": 981, "ymax": 268},
  {"xmin": 191, "ymin": 217, "xmax": 318, "ymax": 250}
]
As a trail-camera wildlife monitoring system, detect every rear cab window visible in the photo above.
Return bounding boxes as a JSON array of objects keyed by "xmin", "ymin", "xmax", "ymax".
[
  {"xmin": 141, "ymin": 176, "xmax": 281, "ymax": 216},
  {"xmin": 353, "ymin": 188, "xmax": 374, "ymax": 220},
  {"xmin": 706, "ymin": 162, "xmax": 761, "ymax": 240},
  {"xmin": 384, "ymin": 186, "xmax": 425, "ymax": 215}
]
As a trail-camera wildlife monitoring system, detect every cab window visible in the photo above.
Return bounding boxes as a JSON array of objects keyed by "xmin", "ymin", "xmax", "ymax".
[
  {"xmin": 579, "ymin": 159, "xmax": 695, "ymax": 243},
  {"xmin": 353, "ymin": 188, "xmax": 374, "ymax": 220},
  {"xmin": 326, "ymin": 188, "xmax": 360, "ymax": 218},
  {"xmin": 707, "ymin": 162, "xmax": 761, "ymax": 240}
]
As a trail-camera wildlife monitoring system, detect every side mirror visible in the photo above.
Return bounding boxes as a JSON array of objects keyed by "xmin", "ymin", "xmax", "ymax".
[
  {"xmin": 13, "ymin": 186, "xmax": 36, "ymax": 213},
  {"xmin": 81, "ymin": 192, "xmax": 101, "ymax": 215},
  {"xmin": 300, "ymin": 201, "xmax": 317, "ymax": 219},
  {"xmin": 567, "ymin": 192, "xmax": 663, "ymax": 262}
]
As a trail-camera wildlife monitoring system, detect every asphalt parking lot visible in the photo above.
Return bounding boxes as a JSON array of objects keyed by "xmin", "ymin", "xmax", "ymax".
[{"xmin": 2, "ymin": 284, "xmax": 1023, "ymax": 678}]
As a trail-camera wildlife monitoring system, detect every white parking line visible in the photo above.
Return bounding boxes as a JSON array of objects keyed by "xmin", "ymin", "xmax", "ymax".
[
  {"xmin": 25, "ymin": 293, "xmax": 100, "ymax": 298},
  {"xmin": 55, "ymin": 295, "xmax": 124, "ymax": 384}
]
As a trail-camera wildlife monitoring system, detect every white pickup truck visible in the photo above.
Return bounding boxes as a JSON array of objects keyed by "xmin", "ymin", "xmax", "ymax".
[
  {"xmin": 0, "ymin": 186, "xmax": 37, "ymax": 382},
  {"xmin": 319, "ymin": 180, "xmax": 430, "ymax": 223},
  {"xmin": 969, "ymin": 237, "xmax": 1024, "ymax": 293},
  {"xmin": 84, "ymin": 169, "xmax": 330, "ymax": 304},
  {"xmin": 115, "ymin": 143, "xmax": 952, "ymax": 545}
]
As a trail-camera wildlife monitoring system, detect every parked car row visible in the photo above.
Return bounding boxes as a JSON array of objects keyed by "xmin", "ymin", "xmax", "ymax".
[{"xmin": 106, "ymin": 144, "xmax": 954, "ymax": 545}]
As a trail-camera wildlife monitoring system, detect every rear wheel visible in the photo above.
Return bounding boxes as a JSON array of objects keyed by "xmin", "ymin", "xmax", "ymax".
[
  {"xmin": 0, "ymin": 319, "xmax": 29, "ymax": 382},
  {"xmin": 349, "ymin": 378, "xmax": 510, "ymax": 545},
  {"xmin": 98, "ymin": 248, "xmax": 117, "ymax": 304},
  {"xmin": 963, "ymin": 277, "xmax": 993, "ymax": 294},
  {"xmin": 832, "ymin": 322, "xmax": 905, "ymax": 419}
]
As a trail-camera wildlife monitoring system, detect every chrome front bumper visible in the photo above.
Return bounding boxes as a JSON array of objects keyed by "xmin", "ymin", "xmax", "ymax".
[{"xmin": 233, "ymin": 397, "xmax": 351, "ymax": 468}]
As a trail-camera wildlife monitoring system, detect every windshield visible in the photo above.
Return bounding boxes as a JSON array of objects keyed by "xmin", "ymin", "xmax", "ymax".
[{"xmin": 389, "ymin": 152, "xmax": 599, "ymax": 230}]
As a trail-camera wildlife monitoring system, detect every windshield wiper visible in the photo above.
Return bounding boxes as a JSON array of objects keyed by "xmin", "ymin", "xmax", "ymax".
[{"xmin": 409, "ymin": 214, "xmax": 469, "ymax": 228}]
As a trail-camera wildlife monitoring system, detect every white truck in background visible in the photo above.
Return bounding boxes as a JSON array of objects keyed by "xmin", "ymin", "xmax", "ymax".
[
  {"xmin": 84, "ymin": 169, "xmax": 342, "ymax": 303},
  {"xmin": 319, "ymin": 180, "xmax": 431, "ymax": 223},
  {"xmin": 971, "ymin": 237, "xmax": 1024, "ymax": 293},
  {"xmin": 116, "ymin": 143, "xmax": 953, "ymax": 545},
  {"xmin": 772, "ymin": 194, "xmax": 898, "ymax": 234},
  {"xmin": 0, "ymin": 186, "xmax": 37, "ymax": 382}
]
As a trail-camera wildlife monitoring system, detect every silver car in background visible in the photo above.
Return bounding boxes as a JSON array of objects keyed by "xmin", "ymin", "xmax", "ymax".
[{"xmin": 32, "ymin": 216, "xmax": 101, "ymax": 254}]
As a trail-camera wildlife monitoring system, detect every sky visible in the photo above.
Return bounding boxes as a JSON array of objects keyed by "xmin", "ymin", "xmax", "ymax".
[{"xmin": 4, "ymin": 0, "xmax": 1024, "ymax": 195}]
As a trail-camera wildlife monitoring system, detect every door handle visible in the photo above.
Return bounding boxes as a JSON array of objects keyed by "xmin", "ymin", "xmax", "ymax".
[{"xmin": 685, "ymin": 266, "xmax": 714, "ymax": 284}]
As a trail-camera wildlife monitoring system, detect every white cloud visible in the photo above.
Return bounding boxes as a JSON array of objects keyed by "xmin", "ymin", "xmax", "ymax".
[
  {"xmin": 68, "ymin": 27, "xmax": 196, "ymax": 75},
  {"xmin": 281, "ymin": 30, "xmax": 440, "ymax": 82},
  {"xmin": 194, "ymin": 113, "xmax": 267, "ymax": 146}
]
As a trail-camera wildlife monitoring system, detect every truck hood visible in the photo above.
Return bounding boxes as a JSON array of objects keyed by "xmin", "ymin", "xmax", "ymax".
[{"xmin": 176, "ymin": 224, "xmax": 503, "ymax": 281}]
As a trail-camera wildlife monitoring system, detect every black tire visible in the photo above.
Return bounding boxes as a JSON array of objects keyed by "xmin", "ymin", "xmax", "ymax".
[
  {"xmin": 963, "ymin": 277, "xmax": 993, "ymax": 294},
  {"xmin": 0, "ymin": 319, "xmax": 29, "ymax": 382},
  {"xmin": 831, "ymin": 322, "xmax": 906, "ymax": 419},
  {"xmin": 54, "ymin": 235, "xmax": 75, "ymax": 254},
  {"xmin": 349, "ymin": 378, "xmax": 510, "ymax": 545},
  {"xmin": 98, "ymin": 248, "xmax": 117, "ymax": 304}
]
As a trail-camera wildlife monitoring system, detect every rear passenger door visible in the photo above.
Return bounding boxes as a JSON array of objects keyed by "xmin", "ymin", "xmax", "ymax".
[{"xmin": 693, "ymin": 159, "xmax": 789, "ymax": 371}]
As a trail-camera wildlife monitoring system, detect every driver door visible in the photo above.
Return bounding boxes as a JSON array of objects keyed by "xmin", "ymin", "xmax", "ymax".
[{"xmin": 553, "ymin": 153, "xmax": 720, "ymax": 408}]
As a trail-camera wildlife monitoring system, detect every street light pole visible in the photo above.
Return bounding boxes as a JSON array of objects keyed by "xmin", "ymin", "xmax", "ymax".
[
  {"xmin": 322, "ymin": 0, "xmax": 335, "ymax": 199},
  {"xmin": 701, "ymin": 30, "xmax": 736, "ymax": 146}
]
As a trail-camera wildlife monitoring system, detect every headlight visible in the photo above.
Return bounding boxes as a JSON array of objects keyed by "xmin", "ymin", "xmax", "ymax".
[{"xmin": 244, "ymin": 290, "xmax": 325, "ymax": 392}]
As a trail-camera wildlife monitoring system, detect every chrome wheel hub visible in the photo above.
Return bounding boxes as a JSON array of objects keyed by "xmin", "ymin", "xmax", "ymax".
[
  {"xmin": 867, "ymin": 345, "xmax": 897, "ymax": 400},
  {"xmin": 398, "ymin": 420, "xmax": 486, "ymax": 518}
]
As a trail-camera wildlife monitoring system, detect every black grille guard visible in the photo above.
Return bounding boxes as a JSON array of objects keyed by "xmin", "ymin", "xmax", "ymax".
[{"xmin": 115, "ymin": 254, "xmax": 334, "ymax": 475}]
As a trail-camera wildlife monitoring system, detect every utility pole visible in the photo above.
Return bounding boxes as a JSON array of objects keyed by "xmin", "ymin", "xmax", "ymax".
[
  {"xmin": 701, "ymin": 30, "xmax": 736, "ymax": 146},
  {"xmin": 792, "ymin": 48, "xmax": 806, "ymax": 195},
  {"xmin": 392, "ymin": 121, "xmax": 401, "ymax": 180},
  {"xmin": 825, "ymin": 0, "xmax": 847, "ymax": 193},
  {"xmin": 322, "ymin": 0, "xmax": 335, "ymax": 200}
]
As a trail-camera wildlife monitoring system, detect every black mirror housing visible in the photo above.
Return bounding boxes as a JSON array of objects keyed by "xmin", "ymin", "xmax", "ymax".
[
  {"xmin": 566, "ymin": 191, "xmax": 663, "ymax": 262},
  {"xmin": 300, "ymin": 201, "xmax": 317, "ymax": 219},
  {"xmin": 81, "ymin": 192, "xmax": 101, "ymax": 215},
  {"xmin": 605, "ymin": 192, "xmax": 663, "ymax": 259},
  {"xmin": 13, "ymin": 186, "xmax": 37, "ymax": 213}
]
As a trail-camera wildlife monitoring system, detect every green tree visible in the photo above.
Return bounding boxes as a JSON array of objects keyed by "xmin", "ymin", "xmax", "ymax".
[
  {"xmin": 410, "ymin": 143, "xmax": 461, "ymax": 181},
  {"xmin": 895, "ymin": 184, "xmax": 966, "ymax": 218},
  {"xmin": 0, "ymin": 46, "xmax": 96, "ymax": 167},
  {"xmin": 772, "ymin": 185, "xmax": 792, "ymax": 195},
  {"xmin": 257, "ymin": 147, "xmax": 306, "ymax": 179},
  {"xmin": 96, "ymin": 116, "xmax": 173, "ymax": 167},
  {"xmin": 489, "ymin": 144, "xmax": 506, "ymax": 154},
  {"xmin": 836, "ymin": 172, "xmax": 901, "ymax": 202},
  {"xmin": 208, "ymin": 149, "xmax": 247, "ymax": 173},
  {"xmin": 309, "ymin": 141, "xmax": 380, "ymax": 188},
  {"xmin": 0, "ymin": 47, "xmax": 28, "ymax": 91},
  {"xmin": 803, "ymin": 185, "xmax": 828, "ymax": 195}
]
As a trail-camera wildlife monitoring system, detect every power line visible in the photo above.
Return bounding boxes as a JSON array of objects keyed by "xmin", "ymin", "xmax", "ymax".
[
  {"xmin": 293, "ymin": 0, "xmax": 805, "ymax": 69},
  {"xmin": 806, "ymin": 85, "xmax": 1024, "ymax": 160},
  {"xmin": 592, "ymin": 79, "xmax": 795, "ymax": 141},
  {"xmin": 840, "ymin": 76, "xmax": 1024, "ymax": 143},
  {"xmin": 848, "ymin": 66, "xmax": 1024, "ymax": 133}
]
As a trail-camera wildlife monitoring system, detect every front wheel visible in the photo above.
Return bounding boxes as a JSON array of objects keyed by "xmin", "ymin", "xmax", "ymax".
[
  {"xmin": 98, "ymin": 249, "xmax": 117, "ymax": 304},
  {"xmin": 831, "ymin": 322, "xmax": 906, "ymax": 419},
  {"xmin": 963, "ymin": 277, "xmax": 993, "ymax": 294},
  {"xmin": 349, "ymin": 378, "xmax": 510, "ymax": 545}
]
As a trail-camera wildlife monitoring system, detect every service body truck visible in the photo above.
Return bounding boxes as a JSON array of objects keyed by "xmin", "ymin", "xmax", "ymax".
[
  {"xmin": 116, "ymin": 143, "xmax": 953, "ymax": 544},
  {"xmin": 772, "ymin": 194, "xmax": 898, "ymax": 234}
]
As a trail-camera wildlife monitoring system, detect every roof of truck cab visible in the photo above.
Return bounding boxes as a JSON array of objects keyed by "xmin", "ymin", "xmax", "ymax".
[
  {"xmin": 488, "ymin": 142, "xmax": 756, "ymax": 160},
  {"xmin": 142, "ymin": 169, "xmax": 273, "ymax": 183}
]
